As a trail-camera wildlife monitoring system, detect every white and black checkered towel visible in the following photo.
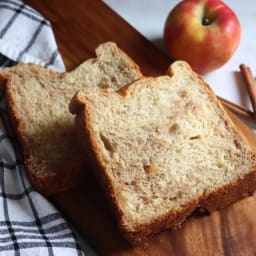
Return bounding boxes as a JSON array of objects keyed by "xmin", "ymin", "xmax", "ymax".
[{"xmin": 0, "ymin": 0, "xmax": 96, "ymax": 255}]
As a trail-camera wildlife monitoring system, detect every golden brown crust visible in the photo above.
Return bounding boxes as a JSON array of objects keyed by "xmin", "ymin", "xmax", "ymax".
[
  {"xmin": 119, "ymin": 169, "xmax": 256, "ymax": 245},
  {"xmin": 69, "ymin": 91, "xmax": 85, "ymax": 114},
  {"xmin": 200, "ymin": 169, "xmax": 256, "ymax": 212}
]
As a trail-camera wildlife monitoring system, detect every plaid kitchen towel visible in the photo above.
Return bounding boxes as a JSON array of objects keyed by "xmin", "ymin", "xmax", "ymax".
[
  {"xmin": 0, "ymin": 0, "xmax": 96, "ymax": 255},
  {"xmin": 0, "ymin": 0, "xmax": 65, "ymax": 72}
]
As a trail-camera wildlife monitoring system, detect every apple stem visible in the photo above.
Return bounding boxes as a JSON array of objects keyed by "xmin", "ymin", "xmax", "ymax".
[{"xmin": 202, "ymin": 17, "xmax": 211, "ymax": 26}]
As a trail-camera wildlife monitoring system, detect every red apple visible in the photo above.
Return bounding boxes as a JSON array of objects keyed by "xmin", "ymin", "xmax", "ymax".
[{"xmin": 163, "ymin": 0, "xmax": 241, "ymax": 74}]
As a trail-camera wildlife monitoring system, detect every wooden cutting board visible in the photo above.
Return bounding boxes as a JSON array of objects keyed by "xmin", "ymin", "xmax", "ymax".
[{"xmin": 25, "ymin": 1, "xmax": 256, "ymax": 255}]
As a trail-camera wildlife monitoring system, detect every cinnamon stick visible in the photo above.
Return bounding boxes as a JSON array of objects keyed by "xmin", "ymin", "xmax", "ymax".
[
  {"xmin": 219, "ymin": 96, "xmax": 256, "ymax": 125},
  {"xmin": 239, "ymin": 64, "xmax": 256, "ymax": 118},
  {"xmin": 218, "ymin": 96, "xmax": 254, "ymax": 121}
]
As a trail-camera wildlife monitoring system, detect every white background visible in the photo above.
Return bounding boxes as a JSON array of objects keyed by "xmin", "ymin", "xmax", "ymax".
[{"xmin": 103, "ymin": 0, "xmax": 256, "ymax": 112}]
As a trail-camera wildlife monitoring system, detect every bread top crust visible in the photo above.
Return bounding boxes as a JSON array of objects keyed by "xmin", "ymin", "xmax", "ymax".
[{"xmin": 70, "ymin": 61, "xmax": 256, "ymax": 233}]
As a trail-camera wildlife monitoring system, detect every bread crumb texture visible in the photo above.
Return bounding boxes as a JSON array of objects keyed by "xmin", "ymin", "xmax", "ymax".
[{"xmin": 74, "ymin": 61, "xmax": 256, "ymax": 232}]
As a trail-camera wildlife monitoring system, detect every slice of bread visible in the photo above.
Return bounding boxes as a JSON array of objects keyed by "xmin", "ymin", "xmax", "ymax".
[
  {"xmin": 70, "ymin": 61, "xmax": 256, "ymax": 244},
  {"xmin": 0, "ymin": 42, "xmax": 142, "ymax": 195}
]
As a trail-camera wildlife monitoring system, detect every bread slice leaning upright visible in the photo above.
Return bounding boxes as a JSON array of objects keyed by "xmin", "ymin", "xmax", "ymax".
[
  {"xmin": 70, "ymin": 61, "xmax": 256, "ymax": 245},
  {"xmin": 0, "ymin": 42, "xmax": 142, "ymax": 195}
]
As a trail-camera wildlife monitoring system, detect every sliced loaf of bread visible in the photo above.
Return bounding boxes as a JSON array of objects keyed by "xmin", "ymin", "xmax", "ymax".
[
  {"xmin": 70, "ymin": 61, "xmax": 256, "ymax": 244},
  {"xmin": 0, "ymin": 42, "xmax": 142, "ymax": 195}
]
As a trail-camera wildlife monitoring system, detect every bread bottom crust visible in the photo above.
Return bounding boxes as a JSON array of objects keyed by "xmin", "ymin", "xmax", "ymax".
[
  {"xmin": 121, "ymin": 169, "xmax": 256, "ymax": 245},
  {"xmin": 26, "ymin": 161, "xmax": 84, "ymax": 196}
]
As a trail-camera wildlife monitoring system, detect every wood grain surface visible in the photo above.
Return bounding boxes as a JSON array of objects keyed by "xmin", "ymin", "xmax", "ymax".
[{"xmin": 24, "ymin": 1, "xmax": 256, "ymax": 255}]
